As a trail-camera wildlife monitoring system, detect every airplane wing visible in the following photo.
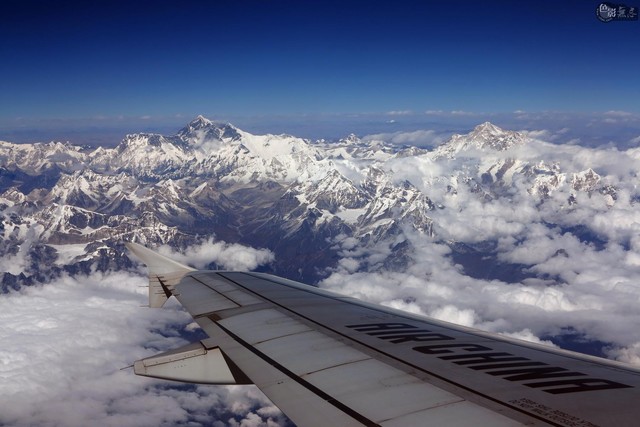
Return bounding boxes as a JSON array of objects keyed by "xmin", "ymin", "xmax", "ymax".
[{"xmin": 126, "ymin": 242, "xmax": 640, "ymax": 427}]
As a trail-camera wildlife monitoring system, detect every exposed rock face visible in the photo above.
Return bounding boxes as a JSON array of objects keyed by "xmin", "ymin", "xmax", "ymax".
[{"xmin": 0, "ymin": 118, "xmax": 621, "ymax": 288}]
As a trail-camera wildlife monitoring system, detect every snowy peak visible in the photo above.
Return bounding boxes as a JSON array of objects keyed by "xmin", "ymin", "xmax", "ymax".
[
  {"xmin": 2, "ymin": 117, "xmax": 629, "ymax": 291},
  {"xmin": 90, "ymin": 133, "xmax": 192, "ymax": 179},
  {"xmin": 341, "ymin": 133, "xmax": 361, "ymax": 144},
  {"xmin": 572, "ymin": 168, "xmax": 601, "ymax": 192},
  {"xmin": 180, "ymin": 115, "xmax": 213, "ymax": 134},
  {"xmin": 177, "ymin": 116, "xmax": 241, "ymax": 144},
  {"xmin": 0, "ymin": 140, "xmax": 88, "ymax": 174},
  {"xmin": 435, "ymin": 122, "xmax": 526, "ymax": 157},
  {"xmin": 297, "ymin": 169, "xmax": 368, "ymax": 212},
  {"xmin": 83, "ymin": 116, "xmax": 332, "ymax": 184},
  {"xmin": 119, "ymin": 133, "xmax": 184, "ymax": 149},
  {"xmin": 470, "ymin": 121, "xmax": 503, "ymax": 138},
  {"xmin": 321, "ymin": 134, "xmax": 395, "ymax": 161},
  {"xmin": 466, "ymin": 121, "xmax": 526, "ymax": 151},
  {"xmin": 192, "ymin": 115, "xmax": 213, "ymax": 127}
]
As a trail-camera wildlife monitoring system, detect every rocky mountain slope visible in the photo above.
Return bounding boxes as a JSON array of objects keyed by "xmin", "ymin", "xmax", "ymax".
[{"xmin": 0, "ymin": 117, "xmax": 633, "ymax": 289}]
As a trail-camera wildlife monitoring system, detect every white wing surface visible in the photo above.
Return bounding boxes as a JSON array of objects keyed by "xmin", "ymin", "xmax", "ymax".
[{"xmin": 126, "ymin": 242, "xmax": 640, "ymax": 427}]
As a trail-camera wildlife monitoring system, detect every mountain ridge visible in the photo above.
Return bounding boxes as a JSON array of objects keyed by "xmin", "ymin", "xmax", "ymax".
[{"xmin": 0, "ymin": 116, "xmax": 631, "ymax": 288}]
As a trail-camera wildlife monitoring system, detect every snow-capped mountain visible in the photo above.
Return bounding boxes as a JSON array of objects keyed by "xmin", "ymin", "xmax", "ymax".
[
  {"xmin": 320, "ymin": 133, "xmax": 396, "ymax": 161},
  {"xmin": 434, "ymin": 121, "xmax": 527, "ymax": 158},
  {"xmin": 1, "ymin": 117, "xmax": 634, "ymax": 289},
  {"xmin": 0, "ymin": 140, "xmax": 88, "ymax": 173}
]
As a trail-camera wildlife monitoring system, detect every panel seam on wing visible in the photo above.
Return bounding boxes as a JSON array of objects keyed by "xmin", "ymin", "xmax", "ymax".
[
  {"xmin": 378, "ymin": 398, "xmax": 467, "ymax": 424},
  {"xmin": 299, "ymin": 356, "xmax": 374, "ymax": 378}
]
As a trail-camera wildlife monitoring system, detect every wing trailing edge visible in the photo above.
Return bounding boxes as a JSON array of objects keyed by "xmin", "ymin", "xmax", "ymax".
[{"xmin": 134, "ymin": 339, "xmax": 252, "ymax": 385}]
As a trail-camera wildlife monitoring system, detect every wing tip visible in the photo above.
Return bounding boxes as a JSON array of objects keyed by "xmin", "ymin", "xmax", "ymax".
[{"xmin": 125, "ymin": 241, "xmax": 195, "ymax": 308}]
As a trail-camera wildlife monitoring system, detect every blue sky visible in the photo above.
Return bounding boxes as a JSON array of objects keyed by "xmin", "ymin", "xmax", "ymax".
[{"xmin": 1, "ymin": 0, "xmax": 639, "ymax": 144}]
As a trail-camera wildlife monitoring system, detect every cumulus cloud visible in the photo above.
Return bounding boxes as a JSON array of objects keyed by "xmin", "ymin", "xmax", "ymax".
[
  {"xmin": 604, "ymin": 110, "xmax": 634, "ymax": 117},
  {"xmin": 363, "ymin": 129, "xmax": 447, "ymax": 149},
  {"xmin": 524, "ymin": 129, "xmax": 554, "ymax": 140},
  {"xmin": 450, "ymin": 110, "xmax": 478, "ymax": 116},
  {"xmin": 607, "ymin": 342, "xmax": 640, "ymax": 365},
  {"xmin": 386, "ymin": 110, "xmax": 413, "ymax": 116},
  {"xmin": 0, "ymin": 272, "xmax": 289, "ymax": 427},
  {"xmin": 429, "ymin": 305, "xmax": 476, "ymax": 327},
  {"xmin": 157, "ymin": 237, "xmax": 275, "ymax": 270},
  {"xmin": 599, "ymin": 111, "xmax": 639, "ymax": 127},
  {"xmin": 6, "ymin": 118, "xmax": 640, "ymax": 425},
  {"xmin": 500, "ymin": 329, "xmax": 558, "ymax": 347},
  {"xmin": 322, "ymin": 225, "xmax": 640, "ymax": 365},
  {"xmin": 320, "ymin": 135, "xmax": 640, "ymax": 366},
  {"xmin": 524, "ymin": 128, "xmax": 573, "ymax": 143}
]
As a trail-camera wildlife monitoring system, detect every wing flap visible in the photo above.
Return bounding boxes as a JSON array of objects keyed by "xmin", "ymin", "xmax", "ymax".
[{"xmin": 133, "ymin": 340, "xmax": 251, "ymax": 385}]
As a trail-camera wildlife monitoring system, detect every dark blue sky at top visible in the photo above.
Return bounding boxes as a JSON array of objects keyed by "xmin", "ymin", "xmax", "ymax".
[{"xmin": 1, "ymin": 0, "xmax": 639, "ymax": 144}]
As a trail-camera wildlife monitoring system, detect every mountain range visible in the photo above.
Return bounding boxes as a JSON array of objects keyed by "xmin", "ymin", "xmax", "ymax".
[{"xmin": 0, "ymin": 117, "xmax": 628, "ymax": 291}]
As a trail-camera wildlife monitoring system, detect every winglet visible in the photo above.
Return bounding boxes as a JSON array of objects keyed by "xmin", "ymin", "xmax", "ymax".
[{"xmin": 125, "ymin": 242, "xmax": 196, "ymax": 308}]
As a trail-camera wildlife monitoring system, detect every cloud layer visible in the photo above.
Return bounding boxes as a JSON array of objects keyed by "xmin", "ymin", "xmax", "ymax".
[
  {"xmin": 3, "ymin": 123, "xmax": 640, "ymax": 425},
  {"xmin": 321, "ymin": 136, "xmax": 640, "ymax": 365},
  {"xmin": 0, "ymin": 270, "xmax": 287, "ymax": 426},
  {"xmin": 157, "ymin": 238, "xmax": 275, "ymax": 271}
]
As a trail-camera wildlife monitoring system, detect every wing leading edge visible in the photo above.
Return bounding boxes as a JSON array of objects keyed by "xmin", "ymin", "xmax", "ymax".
[{"xmin": 126, "ymin": 242, "xmax": 640, "ymax": 427}]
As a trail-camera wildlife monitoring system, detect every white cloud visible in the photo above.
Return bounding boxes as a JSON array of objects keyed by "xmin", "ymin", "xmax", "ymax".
[
  {"xmin": 322, "ymin": 225, "xmax": 640, "ymax": 365},
  {"xmin": 386, "ymin": 110, "xmax": 413, "ymax": 116},
  {"xmin": 0, "ymin": 272, "xmax": 288, "ymax": 426},
  {"xmin": 158, "ymin": 237, "xmax": 275, "ymax": 271},
  {"xmin": 429, "ymin": 305, "xmax": 476, "ymax": 327},
  {"xmin": 524, "ymin": 128, "xmax": 572, "ymax": 143},
  {"xmin": 607, "ymin": 342, "xmax": 640, "ymax": 365},
  {"xmin": 363, "ymin": 129, "xmax": 447, "ymax": 148},
  {"xmin": 450, "ymin": 110, "xmax": 478, "ymax": 116},
  {"xmin": 525, "ymin": 130, "xmax": 553, "ymax": 140},
  {"xmin": 599, "ymin": 111, "xmax": 639, "ymax": 127},
  {"xmin": 320, "ymin": 136, "xmax": 640, "ymax": 367},
  {"xmin": 337, "ymin": 257, "xmax": 360, "ymax": 273},
  {"xmin": 604, "ymin": 110, "xmax": 633, "ymax": 117},
  {"xmin": 6, "ymin": 117, "xmax": 640, "ymax": 425},
  {"xmin": 500, "ymin": 329, "xmax": 557, "ymax": 347}
]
